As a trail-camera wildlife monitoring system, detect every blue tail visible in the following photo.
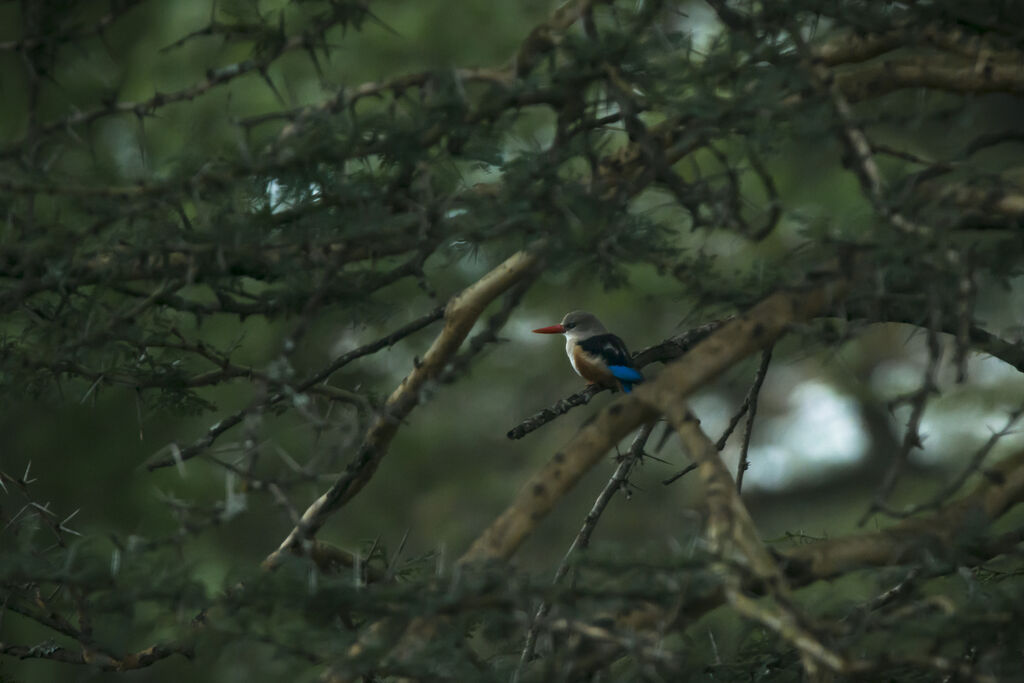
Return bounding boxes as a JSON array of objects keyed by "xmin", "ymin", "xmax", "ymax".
[{"xmin": 609, "ymin": 365, "xmax": 643, "ymax": 393}]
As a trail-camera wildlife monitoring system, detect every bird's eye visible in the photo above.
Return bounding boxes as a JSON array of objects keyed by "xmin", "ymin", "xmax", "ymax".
[{"xmin": 565, "ymin": 322, "xmax": 576, "ymax": 329}]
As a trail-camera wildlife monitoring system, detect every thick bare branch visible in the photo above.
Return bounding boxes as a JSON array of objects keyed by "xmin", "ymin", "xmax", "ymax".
[
  {"xmin": 662, "ymin": 405, "xmax": 841, "ymax": 677},
  {"xmin": 668, "ymin": 412, "xmax": 785, "ymax": 583},
  {"xmin": 466, "ymin": 280, "xmax": 844, "ymax": 563},
  {"xmin": 785, "ymin": 447, "xmax": 1024, "ymax": 580},
  {"xmin": 837, "ymin": 57, "xmax": 1024, "ymax": 102},
  {"xmin": 816, "ymin": 23, "xmax": 1019, "ymax": 66},
  {"xmin": 264, "ymin": 245, "xmax": 544, "ymax": 568}
]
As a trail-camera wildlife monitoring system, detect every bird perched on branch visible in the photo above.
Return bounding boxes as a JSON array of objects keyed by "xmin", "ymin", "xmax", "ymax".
[{"xmin": 533, "ymin": 311, "xmax": 644, "ymax": 393}]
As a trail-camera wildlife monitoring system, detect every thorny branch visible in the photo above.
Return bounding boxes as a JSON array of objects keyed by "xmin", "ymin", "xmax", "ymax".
[
  {"xmin": 7, "ymin": 1, "xmax": 1024, "ymax": 680},
  {"xmin": 0, "ymin": 467, "xmax": 193, "ymax": 671},
  {"xmin": 145, "ymin": 304, "xmax": 446, "ymax": 471}
]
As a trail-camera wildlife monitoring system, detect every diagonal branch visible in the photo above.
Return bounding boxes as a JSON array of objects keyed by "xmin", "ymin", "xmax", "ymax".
[
  {"xmin": 735, "ymin": 345, "xmax": 773, "ymax": 493},
  {"xmin": 465, "ymin": 279, "xmax": 845, "ymax": 564},
  {"xmin": 264, "ymin": 244, "xmax": 544, "ymax": 568},
  {"xmin": 667, "ymin": 411, "xmax": 786, "ymax": 585}
]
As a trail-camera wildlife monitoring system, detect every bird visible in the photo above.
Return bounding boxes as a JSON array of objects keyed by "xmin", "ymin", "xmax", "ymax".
[{"xmin": 533, "ymin": 311, "xmax": 644, "ymax": 393}]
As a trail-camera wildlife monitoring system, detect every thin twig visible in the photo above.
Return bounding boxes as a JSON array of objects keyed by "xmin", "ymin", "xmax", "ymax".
[
  {"xmin": 662, "ymin": 462, "xmax": 698, "ymax": 485},
  {"xmin": 872, "ymin": 403, "xmax": 1024, "ymax": 520},
  {"xmin": 860, "ymin": 295, "xmax": 943, "ymax": 525},
  {"xmin": 514, "ymin": 422, "xmax": 656, "ymax": 681},
  {"xmin": 736, "ymin": 346, "xmax": 773, "ymax": 493},
  {"xmin": 146, "ymin": 305, "xmax": 444, "ymax": 471}
]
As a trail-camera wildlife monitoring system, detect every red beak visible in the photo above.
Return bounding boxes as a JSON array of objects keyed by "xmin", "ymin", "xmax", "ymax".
[{"xmin": 532, "ymin": 324, "xmax": 565, "ymax": 334}]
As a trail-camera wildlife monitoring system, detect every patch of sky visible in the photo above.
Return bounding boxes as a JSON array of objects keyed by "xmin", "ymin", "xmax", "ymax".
[{"xmin": 745, "ymin": 380, "xmax": 867, "ymax": 491}]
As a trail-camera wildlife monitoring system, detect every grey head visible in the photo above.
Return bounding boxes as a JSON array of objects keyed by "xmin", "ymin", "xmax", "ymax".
[{"xmin": 560, "ymin": 310, "xmax": 607, "ymax": 339}]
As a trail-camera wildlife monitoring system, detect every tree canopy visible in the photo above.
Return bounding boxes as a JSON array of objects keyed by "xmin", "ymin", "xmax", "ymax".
[{"xmin": 3, "ymin": 1, "xmax": 1024, "ymax": 681}]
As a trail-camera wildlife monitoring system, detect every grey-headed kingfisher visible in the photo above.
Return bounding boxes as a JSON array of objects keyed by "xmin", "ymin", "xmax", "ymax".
[{"xmin": 533, "ymin": 311, "xmax": 644, "ymax": 393}]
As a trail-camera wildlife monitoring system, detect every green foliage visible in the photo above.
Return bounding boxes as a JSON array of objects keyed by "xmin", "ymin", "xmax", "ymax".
[{"xmin": 3, "ymin": 0, "xmax": 1024, "ymax": 681}]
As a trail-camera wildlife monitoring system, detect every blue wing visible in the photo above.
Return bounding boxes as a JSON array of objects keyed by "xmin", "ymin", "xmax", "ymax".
[
  {"xmin": 609, "ymin": 365, "xmax": 643, "ymax": 392},
  {"xmin": 608, "ymin": 365, "xmax": 643, "ymax": 382}
]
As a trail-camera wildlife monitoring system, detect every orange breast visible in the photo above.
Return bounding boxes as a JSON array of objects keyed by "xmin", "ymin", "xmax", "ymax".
[{"xmin": 572, "ymin": 345, "xmax": 617, "ymax": 388}]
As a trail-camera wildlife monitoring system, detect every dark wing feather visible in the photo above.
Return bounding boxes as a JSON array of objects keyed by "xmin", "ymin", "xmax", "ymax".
[{"xmin": 578, "ymin": 333, "xmax": 632, "ymax": 367}]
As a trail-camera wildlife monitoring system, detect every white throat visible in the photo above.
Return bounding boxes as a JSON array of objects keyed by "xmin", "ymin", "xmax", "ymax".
[{"xmin": 564, "ymin": 334, "xmax": 579, "ymax": 375}]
